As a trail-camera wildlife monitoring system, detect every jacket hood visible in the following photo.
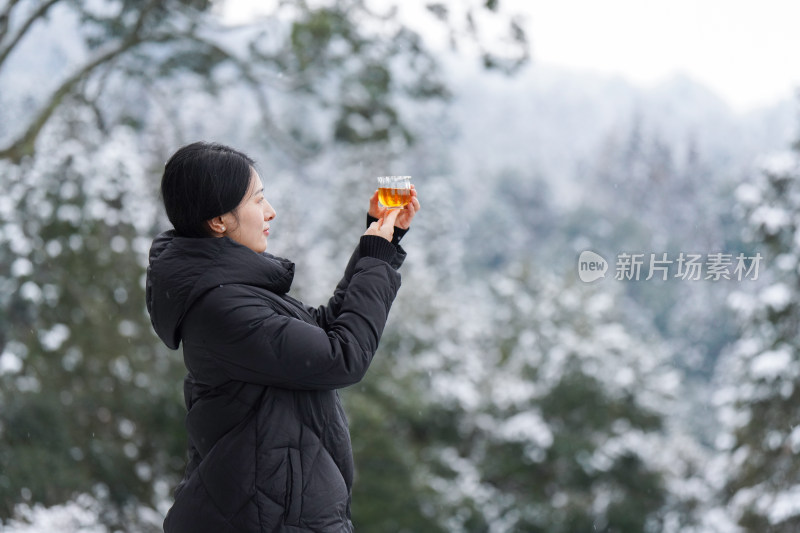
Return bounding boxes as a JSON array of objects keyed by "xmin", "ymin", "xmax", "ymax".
[{"xmin": 146, "ymin": 230, "xmax": 295, "ymax": 349}]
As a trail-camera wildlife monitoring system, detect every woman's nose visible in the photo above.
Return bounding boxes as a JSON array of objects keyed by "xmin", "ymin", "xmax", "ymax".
[{"xmin": 264, "ymin": 202, "xmax": 276, "ymax": 221}]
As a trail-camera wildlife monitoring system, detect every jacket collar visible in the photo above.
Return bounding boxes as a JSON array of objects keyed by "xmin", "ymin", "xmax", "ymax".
[{"xmin": 146, "ymin": 230, "xmax": 295, "ymax": 349}]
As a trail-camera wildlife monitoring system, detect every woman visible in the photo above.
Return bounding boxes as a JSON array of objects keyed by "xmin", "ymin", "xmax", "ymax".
[{"xmin": 146, "ymin": 142, "xmax": 419, "ymax": 532}]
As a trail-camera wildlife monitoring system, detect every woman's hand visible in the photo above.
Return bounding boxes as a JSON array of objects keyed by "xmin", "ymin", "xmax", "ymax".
[
  {"xmin": 368, "ymin": 184, "xmax": 420, "ymax": 230},
  {"xmin": 364, "ymin": 209, "xmax": 401, "ymax": 242}
]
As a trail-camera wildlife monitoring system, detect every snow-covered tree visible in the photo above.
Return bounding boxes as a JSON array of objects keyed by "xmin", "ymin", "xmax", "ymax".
[
  {"xmin": 350, "ymin": 249, "xmax": 706, "ymax": 532},
  {"xmin": 712, "ymin": 143, "xmax": 800, "ymax": 532},
  {"xmin": 0, "ymin": 113, "xmax": 182, "ymax": 530}
]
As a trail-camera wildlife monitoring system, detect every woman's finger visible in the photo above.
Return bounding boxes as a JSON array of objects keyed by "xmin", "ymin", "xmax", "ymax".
[
  {"xmin": 406, "ymin": 186, "xmax": 419, "ymax": 212},
  {"xmin": 403, "ymin": 196, "xmax": 419, "ymax": 218},
  {"xmin": 384, "ymin": 208, "xmax": 401, "ymax": 227},
  {"xmin": 368, "ymin": 190, "xmax": 385, "ymax": 218}
]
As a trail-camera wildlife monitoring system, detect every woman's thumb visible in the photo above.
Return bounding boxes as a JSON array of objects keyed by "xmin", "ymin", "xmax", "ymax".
[{"xmin": 384, "ymin": 208, "xmax": 401, "ymax": 226}]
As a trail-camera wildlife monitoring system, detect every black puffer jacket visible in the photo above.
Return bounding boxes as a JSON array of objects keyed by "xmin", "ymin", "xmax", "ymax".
[{"xmin": 146, "ymin": 230, "xmax": 404, "ymax": 532}]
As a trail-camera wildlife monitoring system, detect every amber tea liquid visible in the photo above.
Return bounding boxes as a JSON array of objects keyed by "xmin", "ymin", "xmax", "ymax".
[{"xmin": 378, "ymin": 187, "xmax": 411, "ymax": 208}]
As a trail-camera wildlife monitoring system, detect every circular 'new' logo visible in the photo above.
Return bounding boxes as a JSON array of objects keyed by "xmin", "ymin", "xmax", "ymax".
[{"xmin": 577, "ymin": 250, "xmax": 608, "ymax": 282}]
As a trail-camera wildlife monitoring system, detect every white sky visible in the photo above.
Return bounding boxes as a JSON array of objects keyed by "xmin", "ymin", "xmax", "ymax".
[
  {"xmin": 223, "ymin": 0, "xmax": 800, "ymax": 113},
  {"xmin": 518, "ymin": 0, "xmax": 800, "ymax": 112}
]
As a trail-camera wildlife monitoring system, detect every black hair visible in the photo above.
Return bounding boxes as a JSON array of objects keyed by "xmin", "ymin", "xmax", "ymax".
[{"xmin": 161, "ymin": 141, "xmax": 255, "ymax": 237}]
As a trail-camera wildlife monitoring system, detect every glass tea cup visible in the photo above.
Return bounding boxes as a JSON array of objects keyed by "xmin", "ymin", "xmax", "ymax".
[{"xmin": 377, "ymin": 176, "xmax": 412, "ymax": 209}]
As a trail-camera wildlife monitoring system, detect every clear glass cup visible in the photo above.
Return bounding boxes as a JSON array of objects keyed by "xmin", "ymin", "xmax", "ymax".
[{"xmin": 377, "ymin": 176, "xmax": 412, "ymax": 209}]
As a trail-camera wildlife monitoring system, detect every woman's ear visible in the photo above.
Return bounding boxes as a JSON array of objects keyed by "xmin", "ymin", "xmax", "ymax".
[{"xmin": 207, "ymin": 215, "xmax": 227, "ymax": 236}]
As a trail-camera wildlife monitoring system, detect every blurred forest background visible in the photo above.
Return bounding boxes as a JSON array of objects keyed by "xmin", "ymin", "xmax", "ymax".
[{"xmin": 1, "ymin": 1, "xmax": 799, "ymax": 532}]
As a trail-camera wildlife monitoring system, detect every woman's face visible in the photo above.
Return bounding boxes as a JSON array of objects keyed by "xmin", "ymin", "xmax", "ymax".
[{"xmin": 222, "ymin": 169, "xmax": 276, "ymax": 253}]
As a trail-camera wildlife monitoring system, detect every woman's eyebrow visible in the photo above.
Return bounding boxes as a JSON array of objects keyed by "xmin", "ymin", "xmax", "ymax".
[{"xmin": 251, "ymin": 187, "xmax": 264, "ymax": 197}]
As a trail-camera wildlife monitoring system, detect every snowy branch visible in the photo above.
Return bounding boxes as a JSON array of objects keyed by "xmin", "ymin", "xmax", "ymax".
[{"xmin": 0, "ymin": 0, "xmax": 61, "ymax": 71}]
